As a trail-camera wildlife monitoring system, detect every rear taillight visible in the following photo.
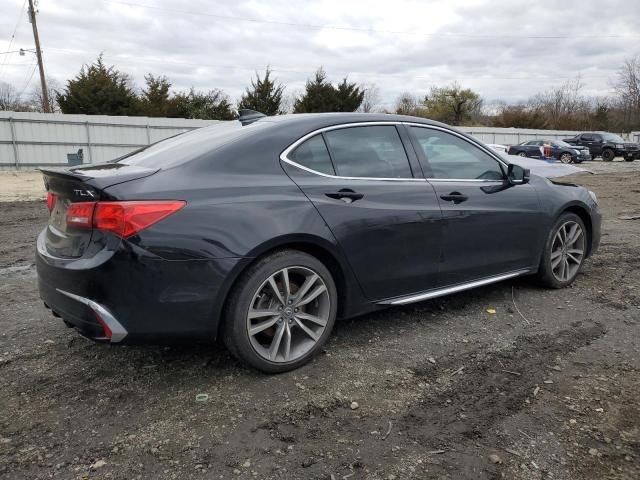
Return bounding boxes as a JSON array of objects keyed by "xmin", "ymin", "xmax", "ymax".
[
  {"xmin": 94, "ymin": 201, "xmax": 186, "ymax": 238},
  {"xmin": 66, "ymin": 202, "xmax": 95, "ymax": 229},
  {"xmin": 46, "ymin": 192, "xmax": 57, "ymax": 212},
  {"xmin": 65, "ymin": 200, "xmax": 185, "ymax": 238}
]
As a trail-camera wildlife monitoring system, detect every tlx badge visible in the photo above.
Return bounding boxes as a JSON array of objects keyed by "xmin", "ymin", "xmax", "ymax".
[{"xmin": 73, "ymin": 189, "xmax": 95, "ymax": 198}]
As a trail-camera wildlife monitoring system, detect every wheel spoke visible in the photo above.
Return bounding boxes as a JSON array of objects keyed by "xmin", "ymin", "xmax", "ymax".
[
  {"xmin": 551, "ymin": 249, "xmax": 562, "ymax": 260},
  {"xmin": 281, "ymin": 268, "xmax": 291, "ymax": 302},
  {"xmin": 294, "ymin": 317, "xmax": 319, "ymax": 341},
  {"xmin": 296, "ymin": 284, "xmax": 327, "ymax": 307},
  {"xmin": 568, "ymin": 227, "xmax": 583, "ymax": 245},
  {"xmin": 567, "ymin": 248, "xmax": 584, "ymax": 256},
  {"xmin": 559, "ymin": 257, "xmax": 567, "ymax": 280},
  {"xmin": 282, "ymin": 323, "xmax": 292, "ymax": 361},
  {"xmin": 551, "ymin": 254, "xmax": 563, "ymax": 269},
  {"xmin": 248, "ymin": 308, "xmax": 280, "ymax": 319},
  {"xmin": 294, "ymin": 273, "xmax": 318, "ymax": 303},
  {"xmin": 267, "ymin": 276, "xmax": 285, "ymax": 306},
  {"xmin": 249, "ymin": 315, "xmax": 280, "ymax": 336},
  {"xmin": 268, "ymin": 323, "xmax": 285, "ymax": 360},
  {"xmin": 567, "ymin": 252, "xmax": 581, "ymax": 264},
  {"xmin": 295, "ymin": 311, "xmax": 327, "ymax": 327}
]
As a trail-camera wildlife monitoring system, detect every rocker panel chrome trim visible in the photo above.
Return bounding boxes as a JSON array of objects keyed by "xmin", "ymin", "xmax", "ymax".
[{"xmin": 378, "ymin": 269, "xmax": 531, "ymax": 306}]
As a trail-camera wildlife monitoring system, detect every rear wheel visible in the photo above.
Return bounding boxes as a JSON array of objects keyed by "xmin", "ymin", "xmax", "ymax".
[
  {"xmin": 537, "ymin": 213, "xmax": 587, "ymax": 288},
  {"xmin": 518, "ymin": 151, "xmax": 527, "ymax": 157},
  {"xmin": 601, "ymin": 148, "xmax": 615, "ymax": 162},
  {"xmin": 223, "ymin": 250, "xmax": 337, "ymax": 373}
]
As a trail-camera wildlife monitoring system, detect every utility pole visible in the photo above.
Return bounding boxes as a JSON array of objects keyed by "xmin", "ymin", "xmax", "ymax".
[{"xmin": 27, "ymin": 0, "xmax": 50, "ymax": 113}]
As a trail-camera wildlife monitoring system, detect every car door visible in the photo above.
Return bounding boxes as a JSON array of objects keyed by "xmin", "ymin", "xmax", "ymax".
[
  {"xmin": 408, "ymin": 125, "xmax": 544, "ymax": 286},
  {"xmin": 580, "ymin": 133, "xmax": 597, "ymax": 156},
  {"xmin": 280, "ymin": 123, "xmax": 443, "ymax": 300}
]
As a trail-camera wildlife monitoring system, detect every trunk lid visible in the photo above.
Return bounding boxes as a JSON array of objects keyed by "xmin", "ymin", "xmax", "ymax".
[{"xmin": 41, "ymin": 163, "xmax": 158, "ymax": 258}]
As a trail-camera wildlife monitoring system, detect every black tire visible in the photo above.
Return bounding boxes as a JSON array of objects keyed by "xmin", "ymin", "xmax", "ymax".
[
  {"xmin": 537, "ymin": 212, "xmax": 587, "ymax": 289},
  {"xmin": 222, "ymin": 249, "xmax": 337, "ymax": 373},
  {"xmin": 601, "ymin": 148, "xmax": 615, "ymax": 162},
  {"xmin": 624, "ymin": 156, "xmax": 635, "ymax": 162}
]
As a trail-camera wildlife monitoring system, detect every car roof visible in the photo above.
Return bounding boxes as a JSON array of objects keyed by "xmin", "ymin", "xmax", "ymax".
[{"xmin": 252, "ymin": 112, "xmax": 449, "ymax": 130}]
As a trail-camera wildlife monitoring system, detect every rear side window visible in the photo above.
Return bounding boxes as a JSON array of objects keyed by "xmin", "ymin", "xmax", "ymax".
[
  {"xmin": 410, "ymin": 127, "xmax": 504, "ymax": 180},
  {"xmin": 324, "ymin": 126, "xmax": 413, "ymax": 178},
  {"xmin": 289, "ymin": 135, "xmax": 335, "ymax": 175}
]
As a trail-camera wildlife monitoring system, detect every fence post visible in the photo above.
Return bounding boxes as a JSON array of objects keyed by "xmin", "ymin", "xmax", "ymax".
[
  {"xmin": 85, "ymin": 121, "xmax": 93, "ymax": 163},
  {"xmin": 146, "ymin": 123, "xmax": 151, "ymax": 145},
  {"xmin": 9, "ymin": 117, "xmax": 19, "ymax": 168}
]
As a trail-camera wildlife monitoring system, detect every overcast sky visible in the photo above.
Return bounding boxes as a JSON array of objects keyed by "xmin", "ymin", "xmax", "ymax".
[{"xmin": 1, "ymin": 0, "xmax": 639, "ymax": 109}]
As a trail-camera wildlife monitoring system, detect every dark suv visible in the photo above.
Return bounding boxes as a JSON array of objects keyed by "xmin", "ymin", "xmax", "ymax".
[{"xmin": 563, "ymin": 132, "xmax": 640, "ymax": 162}]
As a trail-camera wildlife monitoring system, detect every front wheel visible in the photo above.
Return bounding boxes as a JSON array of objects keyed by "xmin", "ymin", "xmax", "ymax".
[
  {"xmin": 537, "ymin": 213, "xmax": 587, "ymax": 288},
  {"xmin": 518, "ymin": 151, "xmax": 527, "ymax": 157},
  {"xmin": 223, "ymin": 250, "xmax": 337, "ymax": 373}
]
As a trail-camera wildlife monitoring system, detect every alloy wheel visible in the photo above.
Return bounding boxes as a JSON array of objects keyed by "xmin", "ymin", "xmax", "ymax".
[
  {"xmin": 550, "ymin": 221, "xmax": 585, "ymax": 282},
  {"xmin": 518, "ymin": 152, "xmax": 527, "ymax": 157},
  {"xmin": 246, "ymin": 266, "xmax": 331, "ymax": 363},
  {"xmin": 560, "ymin": 153, "xmax": 573, "ymax": 164}
]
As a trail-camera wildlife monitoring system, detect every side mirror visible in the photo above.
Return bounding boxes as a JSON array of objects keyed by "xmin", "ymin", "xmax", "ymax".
[{"xmin": 507, "ymin": 164, "xmax": 530, "ymax": 185}]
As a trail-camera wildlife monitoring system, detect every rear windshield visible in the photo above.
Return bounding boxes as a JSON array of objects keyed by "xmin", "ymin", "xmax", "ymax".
[{"xmin": 117, "ymin": 121, "xmax": 270, "ymax": 168}]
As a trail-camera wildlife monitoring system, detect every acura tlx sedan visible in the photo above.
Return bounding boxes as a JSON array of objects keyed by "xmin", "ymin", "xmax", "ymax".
[{"xmin": 37, "ymin": 112, "xmax": 601, "ymax": 372}]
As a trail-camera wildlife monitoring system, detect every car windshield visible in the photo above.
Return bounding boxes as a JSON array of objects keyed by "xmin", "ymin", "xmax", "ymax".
[{"xmin": 601, "ymin": 133, "xmax": 625, "ymax": 143}]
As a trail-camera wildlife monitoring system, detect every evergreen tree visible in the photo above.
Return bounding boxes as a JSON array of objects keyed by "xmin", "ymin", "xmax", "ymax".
[
  {"xmin": 335, "ymin": 78, "xmax": 365, "ymax": 112},
  {"xmin": 140, "ymin": 74, "xmax": 172, "ymax": 117},
  {"xmin": 238, "ymin": 68, "xmax": 284, "ymax": 115},
  {"xmin": 56, "ymin": 55, "xmax": 139, "ymax": 116},
  {"xmin": 294, "ymin": 68, "xmax": 364, "ymax": 113}
]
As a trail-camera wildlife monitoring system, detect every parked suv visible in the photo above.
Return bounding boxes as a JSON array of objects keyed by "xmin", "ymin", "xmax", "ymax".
[{"xmin": 563, "ymin": 132, "xmax": 640, "ymax": 162}]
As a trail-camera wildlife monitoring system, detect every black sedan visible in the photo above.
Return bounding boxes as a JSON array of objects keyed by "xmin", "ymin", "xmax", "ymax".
[
  {"xmin": 507, "ymin": 139, "xmax": 591, "ymax": 163},
  {"xmin": 37, "ymin": 112, "xmax": 601, "ymax": 372}
]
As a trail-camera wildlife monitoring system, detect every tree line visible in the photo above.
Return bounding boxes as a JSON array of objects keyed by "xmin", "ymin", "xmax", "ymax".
[{"xmin": 1, "ymin": 55, "xmax": 640, "ymax": 132}]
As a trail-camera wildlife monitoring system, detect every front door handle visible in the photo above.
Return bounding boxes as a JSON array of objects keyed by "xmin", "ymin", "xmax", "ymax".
[
  {"xmin": 325, "ymin": 189, "xmax": 364, "ymax": 202},
  {"xmin": 440, "ymin": 192, "xmax": 468, "ymax": 204}
]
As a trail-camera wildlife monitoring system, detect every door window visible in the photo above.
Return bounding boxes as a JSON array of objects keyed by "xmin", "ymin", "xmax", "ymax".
[
  {"xmin": 410, "ymin": 127, "xmax": 504, "ymax": 180},
  {"xmin": 323, "ymin": 126, "xmax": 413, "ymax": 178},
  {"xmin": 581, "ymin": 134, "xmax": 593, "ymax": 141},
  {"xmin": 289, "ymin": 135, "xmax": 335, "ymax": 175}
]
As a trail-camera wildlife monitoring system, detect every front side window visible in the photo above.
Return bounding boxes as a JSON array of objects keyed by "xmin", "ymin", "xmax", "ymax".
[
  {"xmin": 323, "ymin": 126, "xmax": 413, "ymax": 178},
  {"xmin": 289, "ymin": 135, "xmax": 335, "ymax": 175},
  {"xmin": 410, "ymin": 127, "xmax": 504, "ymax": 180}
]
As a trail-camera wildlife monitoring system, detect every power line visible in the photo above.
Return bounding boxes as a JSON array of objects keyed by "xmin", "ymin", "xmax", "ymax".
[
  {"xmin": 102, "ymin": 0, "xmax": 640, "ymax": 40},
  {"xmin": 44, "ymin": 46, "xmax": 613, "ymax": 83},
  {"xmin": 0, "ymin": 0, "xmax": 28, "ymax": 79},
  {"xmin": 17, "ymin": 62, "xmax": 37, "ymax": 98}
]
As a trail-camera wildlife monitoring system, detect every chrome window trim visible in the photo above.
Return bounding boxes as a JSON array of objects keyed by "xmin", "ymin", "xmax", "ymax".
[
  {"xmin": 280, "ymin": 120, "xmax": 510, "ymax": 183},
  {"xmin": 280, "ymin": 121, "xmax": 426, "ymax": 182}
]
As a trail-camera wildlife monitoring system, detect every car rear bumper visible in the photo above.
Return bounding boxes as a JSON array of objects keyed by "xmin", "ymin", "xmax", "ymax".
[{"xmin": 36, "ymin": 229, "xmax": 243, "ymax": 343}]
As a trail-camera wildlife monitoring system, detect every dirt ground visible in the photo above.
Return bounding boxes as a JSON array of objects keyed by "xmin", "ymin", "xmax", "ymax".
[{"xmin": 0, "ymin": 160, "xmax": 639, "ymax": 479}]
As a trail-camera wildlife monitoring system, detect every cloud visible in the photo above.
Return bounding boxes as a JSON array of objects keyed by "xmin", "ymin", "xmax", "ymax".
[{"xmin": 1, "ymin": 0, "xmax": 638, "ymax": 109}]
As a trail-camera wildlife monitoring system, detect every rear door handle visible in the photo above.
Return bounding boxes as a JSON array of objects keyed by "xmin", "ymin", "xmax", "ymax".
[
  {"xmin": 440, "ymin": 192, "xmax": 468, "ymax": 204},
  {"xmin": 325, "ymin": 189, "xmax": 364, "ymax": 202}
]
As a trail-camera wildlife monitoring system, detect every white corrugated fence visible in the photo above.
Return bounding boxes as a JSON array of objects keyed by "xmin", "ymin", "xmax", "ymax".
[{"xmin": 0, "ymin": 111, "xmax": 219, "ymax": 169}]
